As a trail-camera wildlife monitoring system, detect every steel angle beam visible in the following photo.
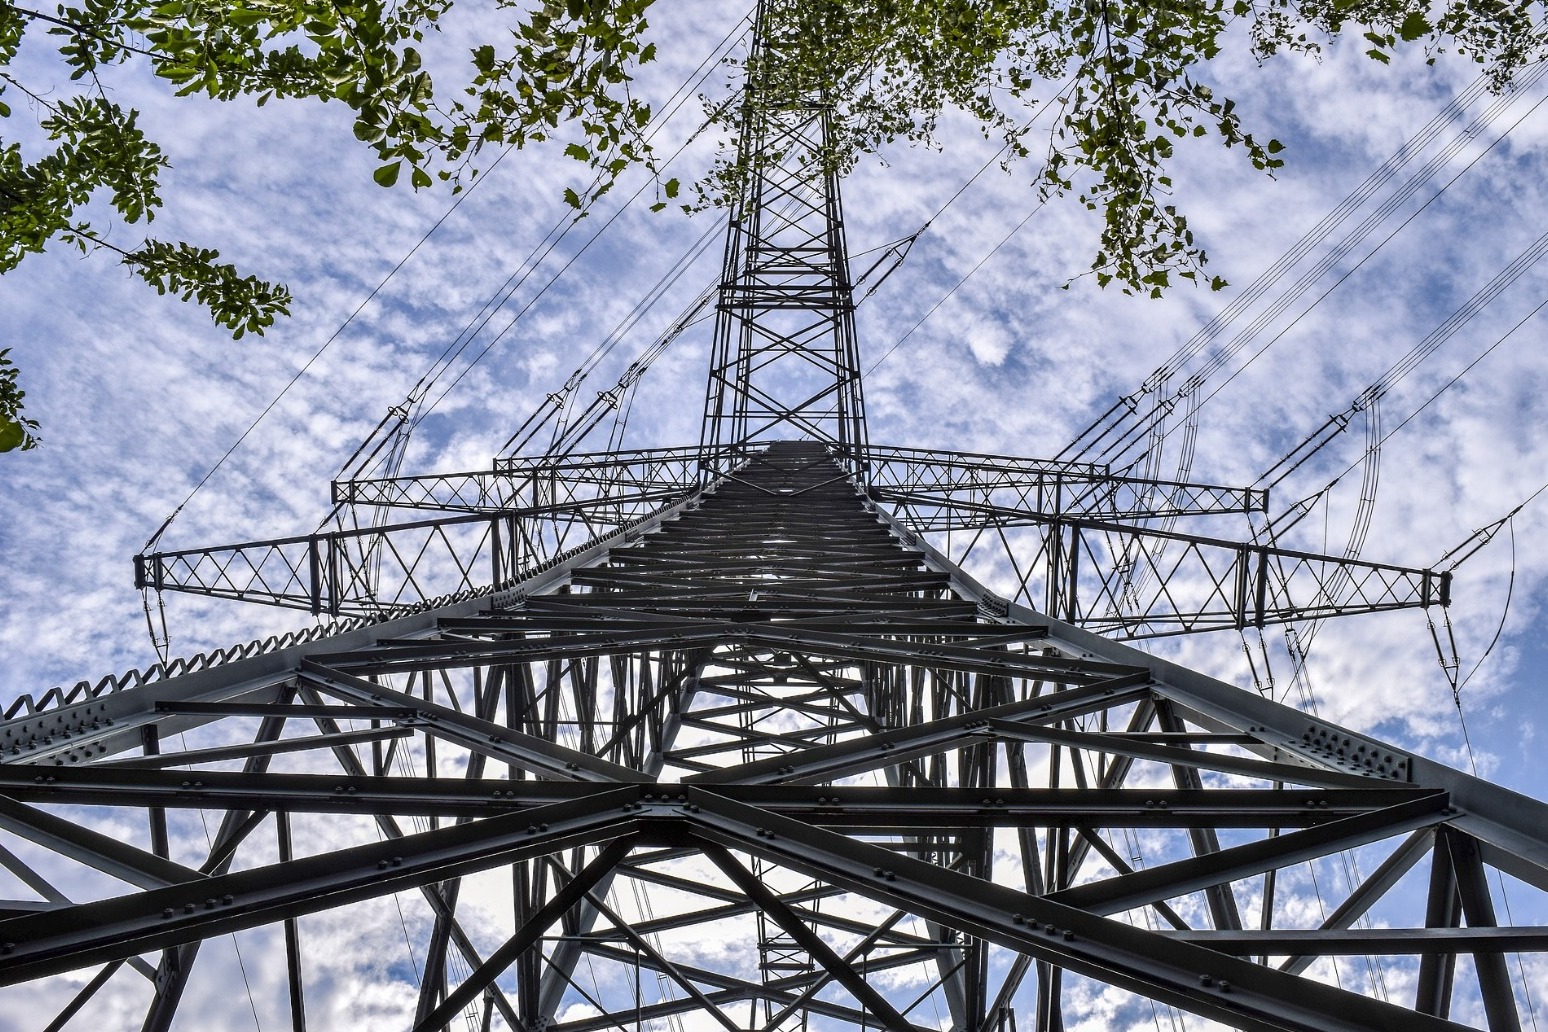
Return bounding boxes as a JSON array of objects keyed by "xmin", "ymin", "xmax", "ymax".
[
  {"xmin": 0, "ymin": 765, "xmax": 604, "ymax": 815},
  {"xmin": 103, "ymin": 724, "xmax": 414, "ymax": 769},
  {"xmin": 1049, "ymin": 790, "xmax": 1451, "ymax": 916},
  {"xmin": 4, "ymin": 486, "xmax": 704, "ymax": 756},
  {"xmin": 983, "ymin": 719, "xmax": 1397, "ymax": 790},
  {"xmin": 0, "ymin": 790, "xmax": 639, "ymax": 983}
]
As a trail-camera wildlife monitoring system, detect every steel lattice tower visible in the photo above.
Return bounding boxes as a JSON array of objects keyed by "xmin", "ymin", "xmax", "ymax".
[
  {"xmin": 699, "ymin": 1, "xmax": 867, "ymax": 477},
  {"xmin": 4, "ymin": 5, "xmax": 1547, "ymax": 1031}
]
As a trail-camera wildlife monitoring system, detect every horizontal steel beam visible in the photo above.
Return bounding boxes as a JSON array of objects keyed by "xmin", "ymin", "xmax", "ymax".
[{"xmin": 0, "ymin": 767, "xmax": 1434, "ymax": 825}]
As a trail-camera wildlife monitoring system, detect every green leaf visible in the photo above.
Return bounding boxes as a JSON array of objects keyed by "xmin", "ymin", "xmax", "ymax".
[
  {"xmin": 1399, "ymin": 12, "xmax": 1431, "ymax": 42},
  {"xmin": 563, "ymin": 186, "xmax": 582, "ymax": 208},
  {"xmin": 374, "ymin": 161, "xmax": 402, "ymax": 187},
  {"xmin": 411, "ymin": 166, "xmax": 432, "ymax": 188}
]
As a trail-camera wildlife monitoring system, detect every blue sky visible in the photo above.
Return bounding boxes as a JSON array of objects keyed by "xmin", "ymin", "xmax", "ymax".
[{"xmin": 5, "ymin": 1, "xmax": 1548, "ymax": 1027}]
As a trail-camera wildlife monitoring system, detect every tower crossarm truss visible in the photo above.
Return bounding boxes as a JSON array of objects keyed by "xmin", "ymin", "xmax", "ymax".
[
  {"xmin": 859, "ymin": 444, "xmax": 1268, "ymax": 524},
  {"xmin": 333, "ymin": 446, "xmax": 706, "ymax": 514},
  {"xmin": 335, "ymin": 444, "xmax": 1264, "ymax": 521},
  {"xmin": 143, "ymin": 442, "xmax": 1440, "ymax": 636},
  {"xmin": 1, "ymin": 441, "xmax": 1539, "ymax": 1032},
  {"xmin": 891, "ymin": 506, "xmax": 1450, "ymax": 639}
]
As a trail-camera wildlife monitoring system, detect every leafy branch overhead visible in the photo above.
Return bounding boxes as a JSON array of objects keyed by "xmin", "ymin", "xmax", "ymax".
[
  {"xmin": 731, "ymin": 0, "xmax": 1544, "ymax": 295},
  {"xmin": 0, "ymin": 348, "xmax": 39, "ymax": 451},
  {"xmin": 1, "ymin": 0, "xmax": 1545, "ymax": 446}
]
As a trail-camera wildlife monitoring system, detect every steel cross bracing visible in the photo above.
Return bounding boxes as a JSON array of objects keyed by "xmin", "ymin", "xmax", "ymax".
[
  {"xmin": 697, "ymin": 0, "xmax": 868, "ymax": 476},
  {"xmin": 5, "ymin": 442, "xmax": 1546, "ymax": 1031}
]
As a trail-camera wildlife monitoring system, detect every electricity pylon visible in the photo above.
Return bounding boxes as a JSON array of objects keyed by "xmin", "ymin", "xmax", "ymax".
[{"xmin": 2, "ymin": 4, "xmax": 1540, "ymax": 1031}]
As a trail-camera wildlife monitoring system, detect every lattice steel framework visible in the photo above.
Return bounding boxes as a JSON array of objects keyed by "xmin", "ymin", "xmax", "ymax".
[
  {"xmin": 3, "ymin": 4, "xmax": 1543, "ymax": 1031},
  {"xmin": 4, "ymin": 444, "xmax": 1543, "ymax": 1032}
]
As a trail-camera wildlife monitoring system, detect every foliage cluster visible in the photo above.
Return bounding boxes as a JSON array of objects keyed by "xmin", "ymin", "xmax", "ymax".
[
  {"xmin": 1, "ymin": 0, "xmax": 1544, "ymax": 447},
  {"xmin": 737, "ymin": 0, "xmax": 1543, "ymax": 294}
]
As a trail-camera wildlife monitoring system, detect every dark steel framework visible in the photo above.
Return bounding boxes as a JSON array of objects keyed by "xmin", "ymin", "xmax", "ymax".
[{"xmin": 2, "ymin": 3, "xmax": 1541, "ymax": 1030}]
